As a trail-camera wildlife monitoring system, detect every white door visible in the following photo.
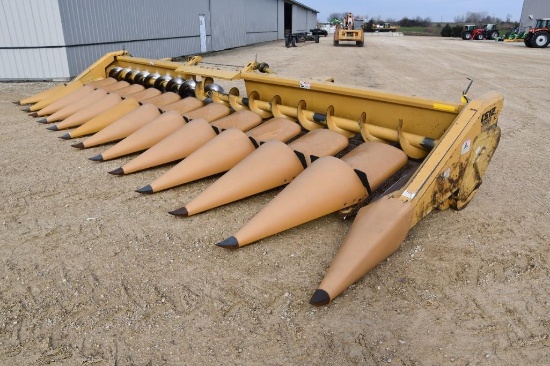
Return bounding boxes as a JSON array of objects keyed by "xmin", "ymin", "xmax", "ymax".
[{"xmin": 199, "ymin": 14, "xmax": 207, "ymax": 53}]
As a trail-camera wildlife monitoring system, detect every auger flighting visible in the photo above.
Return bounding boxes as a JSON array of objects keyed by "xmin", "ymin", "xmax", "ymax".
[{"xmin": 17, "ymin": 51, "xmax": 504, "ymax": 306}]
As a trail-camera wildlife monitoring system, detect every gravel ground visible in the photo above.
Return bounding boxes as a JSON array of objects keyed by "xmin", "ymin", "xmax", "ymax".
[{"xmin": 1, "ymin": 35, "xmax": 549, "ymax": 365}]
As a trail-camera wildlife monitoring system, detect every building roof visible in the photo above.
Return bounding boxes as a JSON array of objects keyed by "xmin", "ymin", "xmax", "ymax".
[{"xmin": 287, "ymin": 0, "xmax": 319, "ymax": 13}]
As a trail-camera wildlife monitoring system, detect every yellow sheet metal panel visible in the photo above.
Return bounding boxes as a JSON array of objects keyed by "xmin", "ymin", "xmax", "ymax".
[
  {"xmin": 242, "ymin": 74, "xmax": 459, "ymax": 139},
  {"xmin": 399, "ymin": 92, "xmax": 504, "ymax": 226}
]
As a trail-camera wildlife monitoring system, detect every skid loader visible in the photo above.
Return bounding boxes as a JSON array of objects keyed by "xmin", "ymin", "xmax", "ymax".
[
  {"xmin": 17, "ymin": 50, "xmax": 503, "ymax": 306},
  {"xmin": 333, "ymin": 12, "xmax": 364, "ymax": 47}
]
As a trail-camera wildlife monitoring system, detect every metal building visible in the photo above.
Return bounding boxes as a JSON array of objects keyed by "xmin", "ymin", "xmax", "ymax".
[
  {"xmin": 520, "ymin": 0, "xmax": 550, "ymax": 30},
  {"xmin": 0, "ymin": 0, "xmax": 318, "ymax": 81}
]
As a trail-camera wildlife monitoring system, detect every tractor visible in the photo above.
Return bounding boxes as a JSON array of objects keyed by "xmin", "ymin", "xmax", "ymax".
[
  {"xmin": 471, "ymin": 24, "xmax": 500, "ymax": 40},
  {"xmin": 461, "ymin": 25, "xmax": 477, "ymax": 40},
  {"xmin": 524, "ymin": 18, "xmax": 550, "ymax": 48},
  {"xmin": 333, "ymin": 12, "xmax": 364, "ymax": 47}
]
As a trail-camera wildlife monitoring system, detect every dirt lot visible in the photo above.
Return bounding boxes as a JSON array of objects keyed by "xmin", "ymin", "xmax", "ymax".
[{"xmin": 1, "ymin": 35, "xmax": 549, "ymax": 365}]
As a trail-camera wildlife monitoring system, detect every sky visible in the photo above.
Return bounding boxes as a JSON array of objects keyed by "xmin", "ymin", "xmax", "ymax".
[{"xmin": 305, "ymin": 0, "xmax": 523, "ymax": 23}]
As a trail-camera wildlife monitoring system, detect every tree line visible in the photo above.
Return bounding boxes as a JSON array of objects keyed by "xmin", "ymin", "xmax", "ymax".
[
  {"xmin": 327, "ymin": 11, "xmax": 515, "ymax": 26},
  {"xmin": 454, "ymin": 11, "xmax": 514, "ymax": 24}
]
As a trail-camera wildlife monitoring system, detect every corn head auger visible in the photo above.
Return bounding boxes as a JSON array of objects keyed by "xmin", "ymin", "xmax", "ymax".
[{"xmin": 18, "ymin": 50, "xmax": 503, "ymax": 306}]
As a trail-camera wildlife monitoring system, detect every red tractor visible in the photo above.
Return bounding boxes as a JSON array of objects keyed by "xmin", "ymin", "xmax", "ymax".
[
  {"xmin": 524, "ymin": 18, "xmax": 550, "ymax": 48},
  {"xmin": 471, "ymin": 24, "xmax": 500, "ymax": 40},
  {"xmin": 461, "ymin": 25, "xmax": 477, "ymax": 40}
]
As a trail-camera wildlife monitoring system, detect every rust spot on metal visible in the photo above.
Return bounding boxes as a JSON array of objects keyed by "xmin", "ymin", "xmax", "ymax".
[{"xmin": 431, "ymin": 159, "xmax": 467, "ymax": 210}]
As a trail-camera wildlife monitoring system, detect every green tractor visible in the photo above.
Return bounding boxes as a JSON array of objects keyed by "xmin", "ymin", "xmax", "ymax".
[{"xmin": 524, "ymin": 18, "xmax": 550, "ymax": 48}]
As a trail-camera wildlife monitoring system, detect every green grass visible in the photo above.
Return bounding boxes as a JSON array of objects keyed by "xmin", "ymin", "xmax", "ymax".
[
  {"xmin": 398, "ymin": 23, "xmax": 518, "ymax": 37},
  {"xmin": 399, "ymin": 25, "xmax": 443, "ymax": 36}
]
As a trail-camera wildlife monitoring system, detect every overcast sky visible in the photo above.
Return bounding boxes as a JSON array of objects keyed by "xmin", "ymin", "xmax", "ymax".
[{"xmin": 306, "ymin": 0, "xmax": 523, "ymax": 23}]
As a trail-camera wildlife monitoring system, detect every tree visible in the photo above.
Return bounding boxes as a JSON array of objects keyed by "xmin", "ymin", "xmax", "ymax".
[
  {"xmin": 398, "ymin": 17, "xmax": 410, "ymax": 27},
  {"xmin": 398, "ymin": 16, "xmax": 432, "ymax": 27},
  {"xmin": 328, "ymin": 12, "xmax": 344, "ymax": 23},
  {"xmin": 465, "ymin": 11, "xmax": 485, "ymax": 23},
  {"xmin": 365, "ymin": 18, "xmax": 376, "ymax": 32},
  {"xmin": 441, "ymin": 23, "xmax": 452, "ymax": 37},
  {"xmin": 454, "ymin": 15, "xmax": 465, "ymax": 23},
  {"xmin": 452, "ymin": 25, "xmax": 463, "ymax": 37}
]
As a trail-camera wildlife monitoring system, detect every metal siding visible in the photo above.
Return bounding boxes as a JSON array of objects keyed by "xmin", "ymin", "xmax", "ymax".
[
  {"xmin": 292, "ymin": 5, "xmax": 307, "ymax": 33},
  {"xmin": 57, "ymin": 0, "xmax": 211, "ymax": 76},
  {"xmin": 211, "ymin": 0, "xmax": 247, "ymax": 51},
  {"xmin": 0, "ymin": 48, "xmax": 70, "ymax": 80},
  {"xmin": 277, "ymin": 0, "xmax": 285, "ymax": 39},
  {"xmin": 245, "ymin": 0, "xmax": 277, "ymax": 32},
  {"xmin": 0, "ymin": 0, "xmax": 69, "ymax": 80},
  {"xmin": 306, "ymin": 10, "xmax": 317, "ymax": 31},
  {"xmin": 57, "ymin": 0, "xmax": 209, "ymax": 45},
  {"xmin": 243, "ymin": 0, "xmax": 278, "ymax": 44},
  {"xmin": 286, "ymin": 0, "xmax": 318, "ymax": 14},
  {"xmin": 520, "ymin": 0, "xmax": 550, "ymax": 30},
  {"xmin": 0, "ymin": 0, "xmax": 65, "ymax": 47},
  {"xmin": 245, "ymin": 32, "xmax": 278, "ymax": 44},
  {"xmin": 1, "ymin": 0, "xmax": 295, "ymax": 80},
  {"xmin": 65, "ymin": 37, "xmax": 211, "ymax": 77}
]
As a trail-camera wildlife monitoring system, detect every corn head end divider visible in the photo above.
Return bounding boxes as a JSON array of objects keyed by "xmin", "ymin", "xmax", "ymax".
[{"xmin": 18, "ymin": 50, "xmax": 503, "ymax": 306}]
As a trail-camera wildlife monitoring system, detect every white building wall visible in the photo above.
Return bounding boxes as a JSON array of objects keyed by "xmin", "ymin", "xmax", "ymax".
[
  {"xmin": 0, "ymin": 0, "xmax": 65, "ymax": 47},
  {"xmin": 0, "ymin": 0, "xmax": 70, "ymax": 80},
  {"xmin": 277, "ymin": 1, "xmax": 285, "ymax": 39},
  {"xmin": 290, "ymin": 4, "xmax": 317, "ymax": 33},
  {"xmin": 1, "ymin": 48, "xmax": 70, "ymax": 80},
  {"xmin": 59, "ymin": 0, "xmax": 212, "ymax": 75},
  {"xmin": 306, "ymin": 10, "xmax": 318, "ymax": 31},
  {"xmin": 0, "ymin": 0, "xmax": 319, "ymax": 80},
  {"xmin": 292, "ymin": 5, "xmax": 308, "ymax": 33},
  {"xmin": 244, "ymin": 0, "xmax": 279, "ymax": 44}
]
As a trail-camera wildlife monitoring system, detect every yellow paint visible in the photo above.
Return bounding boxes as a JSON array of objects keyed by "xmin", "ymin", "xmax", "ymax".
[
  {"xmin": 433, "ymin": 103, "xmax": 458, "ymax": 113},
  {"xmin": 30, "ymin": 51, "xmax": 504, "ymax": 239}
]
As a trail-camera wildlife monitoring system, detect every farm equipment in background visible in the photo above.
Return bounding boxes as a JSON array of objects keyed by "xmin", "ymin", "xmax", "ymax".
[
  {"xmin": 471, "ymin": 24, "xmax": 500, "ymax": 40},
  {"xmin": 334, "ymin": 12, "xmax": 364, "ymax": 47},
  {"xmin": 17, "ymin": 51, "xmax": 503, "ymax": 306},
  {"xmin": 285, "ymin": 30, "xmax": 320, "ymax": 47},
  {"xmin": 310, "ymin": 28, "xmax": 328, "ymax": 37},
  {"xmin": 501, "ymin": 28, "xmax": 525, "ymax": 42},
  {"xmin": 372, "ymin": 23, "xmax": 401, "ymax": 33},
  {"xmin": 461, "ymin": 25, "xmax": 477, "ymax": 40},
  {"xmin": 524, "ymin": 18, "xmax": 550, "ymax": 48}
]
